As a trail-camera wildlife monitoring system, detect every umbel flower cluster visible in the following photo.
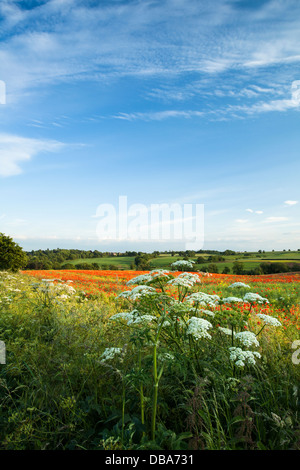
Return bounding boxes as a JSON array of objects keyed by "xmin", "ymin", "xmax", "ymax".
[{"xmin": 109, "ymin": 270, "xmax": 282, "ymax": 370}]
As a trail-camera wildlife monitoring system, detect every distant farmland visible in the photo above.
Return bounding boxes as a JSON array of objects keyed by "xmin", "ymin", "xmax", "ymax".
[{"xmin": 61, "ymin": 250, "xmax": 300, "ymax": 273}]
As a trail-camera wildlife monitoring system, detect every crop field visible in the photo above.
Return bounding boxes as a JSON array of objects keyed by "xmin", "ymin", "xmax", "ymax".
[
  {"xmin": 60, "ymin": 251, "xmax": 300, "ymax": 273},
  {"xmin": 1, "ymin": 268, "xmax": 300, "ymax": 450}
]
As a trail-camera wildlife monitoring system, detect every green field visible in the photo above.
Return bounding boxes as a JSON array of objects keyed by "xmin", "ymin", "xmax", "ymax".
[
  {"xmin": 65, "ymin": 256, "xmax": 135, "ymax": 268},
  {"xmin": 64, "ymin": 250, "xmax": 300, "ymax": 273}
]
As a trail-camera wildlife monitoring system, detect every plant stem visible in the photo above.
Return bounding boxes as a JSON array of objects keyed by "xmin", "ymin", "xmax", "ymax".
[
  {"xmin": 151, "ymin": 341, "xmax": 158, "ymax": 441},
  {"xmin": 138, "ymin": 350, "xmax": 145, "ymax": 428},
  {"xmin": 121, "ymin": 380, "xmax": 125, "ymax": 445}
]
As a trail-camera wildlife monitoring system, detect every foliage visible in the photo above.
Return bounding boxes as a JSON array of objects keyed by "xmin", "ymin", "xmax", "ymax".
[
  {"xmin": 0, "ymin": 233, "xmax": 28, "ymax": 272},
  {"xmin": 23, "ymin": 249, "xmax": 300, "ymax": 274},
  {"xmin": 0, "ymin": 269, "xmax": 299, "ymax": 450}
]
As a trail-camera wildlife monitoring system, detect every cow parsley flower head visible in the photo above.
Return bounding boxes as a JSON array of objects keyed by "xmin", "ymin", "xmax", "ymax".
[
  {"xmin": 58, "ymin": 294, "xmax": 70, "ymax": 301},
  {"xmin": 110, "ymin": 310, "xmax": 156, "ymax": 327},
  {"xmin": 167, "ymin": 277, "xmax": 192, "ymax": 288},
  {"xmin": 229, "ymin": 347, "xmax": 261, "ymax": 367},
  {"xmin": 235, "ymin": 331, "xmax": 260, "ymax": 348},
  {"xmin": 149, "ymin": 270, "xmax": 171, "ymax": 279},
  {"xmin": 221, "ymin": 296, "xmax": 243, "ymax": 304},
  {"xmin": 127, "ymin": 274, "xmax": 152, "ymax": 286},
  {"xmin": 228, "ymin": 282, "xmax": 251, "ymax": 289},
  {"xmin": 186, "ymin": 317, "xmax": 213, "ymax": 340},
  {"xmin": 219, "ymin": 327, "xmax": 235, "ymax": 336},
  {"xmin": 109, "ymin": 311, "xmax": 137, "ymax": 323},
  {"xmin": 167, "ymin": 272, "xmax": 201, "ymax": 287},
  {"xmin": 127, "ymin": 314, "xmax": 156, "ymax": 326},
  {"xmin": 100, "ymin": 347, "xmax": 124, "ymax": 363},
  {"xmin": 159, "ymin": 352, "xmax": 175, "ymax": 362},
  {"xmin": 64, "ymin": 284, "xmax": 76, "ymax": 294},
  {"xmin": 185, "ymin": 292, "xmax": 219, "ymax": 306},
  {"xmin": 199, "ymin": 309, "xmax": 215, "ymax": 317},
  {"xmin": 117, "ymin": 285, "xmax": 157, "ymax": 300},
  {"xmin": 171, "ymin": 260, "xmax": 195, "ymax": 270},
  {"xmin": 256, "ymin": 314, "xmax": 281, "ymax": 327},
  {"xmin": 243, "ymin": 293, "xmax": 269, "ymax": 304}
]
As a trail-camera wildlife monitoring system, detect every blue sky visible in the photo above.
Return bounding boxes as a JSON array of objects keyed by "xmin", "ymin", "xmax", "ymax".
[{"xmin": 0, "ymin": 0, "xmax": 299, "ymax": 252}]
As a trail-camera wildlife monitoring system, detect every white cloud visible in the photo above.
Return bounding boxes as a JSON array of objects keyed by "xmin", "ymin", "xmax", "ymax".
[
  {"xmin": 284, "ymin": 200, "xmax": 298, "ymax": 205},
  {"xmin": 113, "ymin": 110, "xmax": 204, "ymax": 121},
  {"xmin": 223, "ymin": 80, "xmax": 300, "ymax": 117},
  {"xmin": 112, "ymin": 79, "xmax": 300, "ymax": 122},
  {"xmin": 1, "ymin": 0, "xmax": 300, "ymax": 106},
  {"xmin": 0, "ymin": 134, "xmax": 65, "ymax": 176},
  {"xmin": 235, "ymin": 219, "xmax": 248, "ymax": 224},
  {"xmin": 246, "ymin": 208, "xmax": 263, "ymax": 214}
]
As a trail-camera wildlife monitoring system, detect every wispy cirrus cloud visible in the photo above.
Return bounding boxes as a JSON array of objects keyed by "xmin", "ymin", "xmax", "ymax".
[
  {"xmin": 113, "ymin": 109, "xmax": 204, "ymax": 121},
  {"xmin": 111, "ymin": 79, "xmax": 300, "ymax": 122},
  {"xmin": 0, "ymin": 133, "xmax": 65, "ymax": 176},
  {"xmin": 225, "ymin": 80, "xmax": 300, "ymax": 115},
  {"xmin": 1, "ymin": 0, "xmax": 300, "ymax": 108}
]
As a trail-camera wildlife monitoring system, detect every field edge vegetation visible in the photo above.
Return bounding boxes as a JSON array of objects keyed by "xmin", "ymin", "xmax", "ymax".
[{"xmin": 0, "ymin": 267, "xmax": 299, "ymax": 450}]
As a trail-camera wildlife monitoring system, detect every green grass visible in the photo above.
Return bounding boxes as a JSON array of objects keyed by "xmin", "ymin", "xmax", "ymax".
[
  {"xmin": 1, "ymin": 270, "xmax": 300, "ymax": 450},
  {"xmin": 65, "ymin": 256, "xmax": 135, "ymax": 268},
  {"xmin": 61, "ymin": 251, "xmax": 300, "ymax": 273}
]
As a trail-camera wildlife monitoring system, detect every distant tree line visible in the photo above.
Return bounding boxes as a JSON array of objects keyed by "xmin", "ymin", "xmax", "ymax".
[
  {"xmin": 197, "ymin": 261, "xmax": 300, "ymax": 275},
  {"xmin": 24, "ymin": 249, "xmax": 115, "ymax": 270},
  {"xmin": 12, "ymin": 247, "xmax": 300, "ymax": 274}
]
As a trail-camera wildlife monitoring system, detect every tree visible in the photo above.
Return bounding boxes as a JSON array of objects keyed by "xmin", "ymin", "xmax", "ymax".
[
  {"xmin": 222, "ymin": 266, "xmax": 230, "ymax": 274},
  {"xmin": 207, "ymin": 263, "xmax": 219, "ymax": 273},
  {"xmin": 0, "ymin": 233, "xmax": 28, "ymax": 272},
  {"xmin": 135, "ymin": 254, "xmax": 151, "ymax": 270},
  {"xmin": 232, "ymin": 261, "xmax": 244, "ymax": 275}
]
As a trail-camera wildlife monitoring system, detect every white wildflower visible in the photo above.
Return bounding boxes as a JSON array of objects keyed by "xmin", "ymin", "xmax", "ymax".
[
  {"xmin": 167, "ymin": 272, "xmax": 201, "ymax": 288},
  {"xmin": 159, "ymin": 319, "xmax": 172, "ymax": 327},
  {"xmin": 229, "ymin": 347, "xmax": 261, "ymax": 367},
  {"xmin": 256, "ymin": 314, "xmax": 281, "ymax": 327},
  {"xmin": 109, "ymin": 311, "xmax": 136, "ymax": 323},
  {"xmin": 117, "ymin": 285, "xmax": 156, "ymax": 300},
  {"xmin": 63, "ymin": 284, "xmax": 76, "ymax": 294},
  {"xmin": 58, "ymin": 294, "xmax": 70, "ymax": 300},
  {"xmin": 219, "ymin": 327, "xmax": 235, "ymax": 336},
  {"xmin": 185, "ymin": 292, "xmax": 219, "ymax": 306},
  {"xmin": 149, "ymin": 270, "xmax": 171, "ymax": 279},
  {"xmin": 199, "ymin": 309, "xmax": 215, "ymax": 317},
  {"xmin": 228, "ymin": 282, "xmax": 251, "ymax": 289},
  {"xmin": 186, "ymin": 317, "xmax": 213, "ymax": 340},
  {"xmin": 236, "ymin": 360, "xmax": 245, "ymax": 368},
  {"xmin": 159, "ymin": 352, "xmax": 175, "ymax": 362},
  {"xmin": 221, "ymin": 296, "xmax": 243, "ymax": 304},
  {"xmin": 235, "ymin": 331, "xmax": 260, "ymax": 348},
  {"xmin": 126, "ymin": 274, "xmax": 153, "ymax": 286},
  {"xmin": 116, "ymin": 290, "xmax": 132, "ymax": 299},
  {"xmin": 128, "ymin": 314, "xmax": 156, "ymax": 326},
  {"xmin": 171, "ymin": 260, "xmax": 195, "ymax": 270},
  {"xmin": 243, "ymin": 293, "xmax": 269, "ymax": 304},
  {"xmin": 100, "ymin": 347, "xmax": 124, "ymax": 363},
  {"xmin": 271, "ymin": 412, "xmax": 285, "ymax": 428}
]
